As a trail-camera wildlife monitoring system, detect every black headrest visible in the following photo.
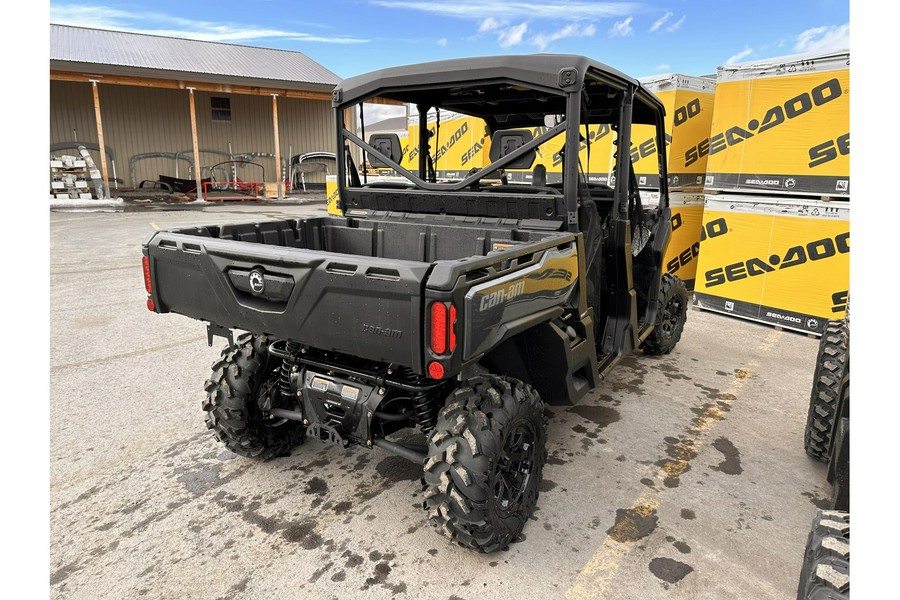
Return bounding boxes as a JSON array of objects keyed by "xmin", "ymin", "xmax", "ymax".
[
  {"xmin": 489, "ymin": 130, "xmax": 536, "ymax": 170},
  {"xmin": 367, "ymin": 133, "xmax": 402, "ymax": 167}
]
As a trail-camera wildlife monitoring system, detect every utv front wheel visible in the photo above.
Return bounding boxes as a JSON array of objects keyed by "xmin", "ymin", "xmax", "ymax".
[
  {"xmin": 642, "ymin": 273, "xmax": 689, "ymax": 355},
  {"xmin": 203, "ymin": 333, "xmax": 305, "ymax": 459},
  {"xmin": 422, "ymin": 375, "xmax": 546, "ymax": 553}
]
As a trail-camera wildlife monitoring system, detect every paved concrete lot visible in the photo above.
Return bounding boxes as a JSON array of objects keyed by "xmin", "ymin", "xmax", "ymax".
[{"xmin": 50, "ymin": 204, "xmax": 831, "ymax": 599}]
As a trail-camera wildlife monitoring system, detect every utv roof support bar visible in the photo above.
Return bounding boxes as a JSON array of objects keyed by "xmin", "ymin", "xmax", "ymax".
[
  {"xmin": 564, "ymin": 90, "xmax": 582, "ymax": 232},
  {"xmin": 341, "ymin": 122, "xmax": 567, "ymax": 192}
]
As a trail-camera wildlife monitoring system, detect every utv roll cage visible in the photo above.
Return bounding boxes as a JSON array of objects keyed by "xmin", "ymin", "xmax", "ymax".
[{"xmin": 332, "ymin": 54, "xmax": 670, "ymax": 233}]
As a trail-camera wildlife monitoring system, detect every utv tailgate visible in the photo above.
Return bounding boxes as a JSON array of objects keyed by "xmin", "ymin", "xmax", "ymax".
[{"xmin": 145, "ymin": 232, "xmax": 430, "ymax": 371}]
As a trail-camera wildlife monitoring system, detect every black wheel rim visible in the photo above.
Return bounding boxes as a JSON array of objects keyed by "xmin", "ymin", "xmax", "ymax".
[
  {"xmin": 661, "ymin": 295, "xmax": 685, "ymax": 339},
  {"xmin": 493, "ymin": 421, "xmax": 538, "ymax": 515}
]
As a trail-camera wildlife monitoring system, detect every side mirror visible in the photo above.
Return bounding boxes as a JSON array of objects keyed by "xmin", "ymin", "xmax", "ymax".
[{"xmin": 367, "ymin": 133, "xmax": 402, "ymax": 167}]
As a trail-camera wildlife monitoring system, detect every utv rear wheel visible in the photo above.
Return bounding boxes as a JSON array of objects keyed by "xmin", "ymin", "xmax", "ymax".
[
  {"xmin": 203, "ymin": 333, "xmax": 305, "ymax": 459},
  {"xmin": 796, "ymin": 510, "xmax": 849, "ymax": 600},
  {"xmin": 421, "ymin": 375, "xmax": 546, "ymax": 553},
  {"xmin": 804, "ymin": 319, "xmax": 848, "ymax": 462},
  {"xmin": 642, "ymin": 274, "xmax": 689, "ymax": 355}
]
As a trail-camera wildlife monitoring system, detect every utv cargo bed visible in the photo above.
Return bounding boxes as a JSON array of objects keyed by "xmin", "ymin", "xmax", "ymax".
[{"xmin": 145, "ymin": 213, "xmax": 572, "ymax": 370}]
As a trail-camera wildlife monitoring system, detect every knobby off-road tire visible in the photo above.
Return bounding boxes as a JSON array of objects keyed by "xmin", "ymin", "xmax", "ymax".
[
  {"xmin": 804, "ymin": 319, "xmax": 848, "ymax": 462},
  {"xmin": 796, "ymin": 510, "xmax": 849, "ymax": 600},
  {"xmin": 642, "ymin": 273, "xmax": 689, "ymax": 355},
  {"xmin": 422, "ymin": 376, "xmax": 547, "ymax": 553},
  {"xmin": 203, "ymin": 333, "xmax": 305, "ymax": 459}
]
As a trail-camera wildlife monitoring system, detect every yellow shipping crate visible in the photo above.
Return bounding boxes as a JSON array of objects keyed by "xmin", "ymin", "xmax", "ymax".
[
  {"xmin": 645, "ymin": 192, "xmax": 705, "ymax": 290},
  {"xmin": 638, "ymin": 74, "xmax": 716, "ymax": 191},
  {"xmin": 326, "ymin": 175, "xmax": 340, "ymax": 215},
  {"xmin": 693, "ymin": 195, "xmax": 849, "ymax": 335},
  {"xmin": 703, "ymin": 50, "xmax": 850, "ymax": 196},
  {"xmin": 406, "ymin": 110, "xmax": 493, "ymax": 177}
]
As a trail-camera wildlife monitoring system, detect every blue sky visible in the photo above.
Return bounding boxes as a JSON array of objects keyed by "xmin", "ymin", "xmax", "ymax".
[
  {"xmin": 50, "ymin": 1, "xmax": 849, "ymax": 78},
  {"xmin": 49, "ymin": 1, "xmax": 849, "ymax": 122}
]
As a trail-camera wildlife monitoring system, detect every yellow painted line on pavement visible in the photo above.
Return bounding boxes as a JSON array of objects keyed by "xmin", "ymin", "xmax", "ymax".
[
  {"xmin": 565, "ymin": 328, "xmax": 782, "ymax": 599},
  {"xmin": 150, "ymin": 222, "xmax": 159, "ymax": 230}
]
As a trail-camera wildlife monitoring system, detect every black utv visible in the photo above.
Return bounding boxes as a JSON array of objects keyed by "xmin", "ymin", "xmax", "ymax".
[{"xmin": 142, "ymin": 55, "xmax": 689, "ymax": 552}]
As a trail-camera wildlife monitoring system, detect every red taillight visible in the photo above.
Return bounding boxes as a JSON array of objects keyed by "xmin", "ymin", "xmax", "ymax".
[
  {"xmin": 430, "ymin": 302, "xmax": 447, "ymax": 354},
  {"xmin": 142, "ymin": 256, "xmax": 152, "ymax": 293},
  {"xmin": 428, "ymin": 361, "xmax": 445, "ymax": 379},
  {"xmin": 449, "ymin": 304, "xmax": 457, "ymax": 351},
  {"xmin": 146, "ymin": 298, "xmax": 155, "ymax": 311}
]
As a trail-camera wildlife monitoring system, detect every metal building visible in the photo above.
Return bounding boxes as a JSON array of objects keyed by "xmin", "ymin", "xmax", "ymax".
[{"xmin": 50, "ymin": 24, "xmax": 341, "ymax": 198}]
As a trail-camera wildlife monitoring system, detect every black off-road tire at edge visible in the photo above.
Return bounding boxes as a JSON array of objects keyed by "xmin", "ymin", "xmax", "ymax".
[
  {"xmin": 203, "ymin": 333, "xmax": 305, "ymax": 459},
  {"xmin": 804, "ymin": 319, "xmax": 848, "ymax": 462},
  {"xmin": 421, "ymin": 375, "xmax": 547, "ymax": 553},
  {"xmin": 796, "ymin": 510, "xmax": 849, "ymax": 600},
  {"xmin": 641, "ymin": 273, "xmax": 689, "ymax": 355}
]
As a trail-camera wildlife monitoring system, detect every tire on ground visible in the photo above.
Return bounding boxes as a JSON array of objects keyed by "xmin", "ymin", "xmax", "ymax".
[
  {"xmin": 203, "ymin": 333, "xmax": 305, "ymax": 459},
  {"xmin": 421, "ymin": 375, "xmax": 547, "ymax": 553},
  {"xmin": 641, "ymin": 273, "xmax": 689, "ymax": 355},
  {"xmin": 796, "ymin": 510, "xmax": 849, "ymax": 600},
  {"xmin": 804, "ymin": 319, "xmax": 848, "ymax": 462}
]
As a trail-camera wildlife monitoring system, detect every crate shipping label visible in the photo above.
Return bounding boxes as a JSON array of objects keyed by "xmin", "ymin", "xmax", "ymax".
[
  {"xmin": 693, "ymin": 207, "xmax": 849, "ymax": 324},
  {"xmin": 703, "ymin": 68, "xmax": 850, "ymax": 194}
]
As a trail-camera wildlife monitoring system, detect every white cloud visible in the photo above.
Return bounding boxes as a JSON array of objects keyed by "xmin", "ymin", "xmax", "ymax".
[
  {"xmin": 725, "ymin": 46, "xmax": 754, "ymax": 65},
  {"xmin": 655, "ymin": 63, "xmax": 670, "ymax": 71},
  {"xmin": 436, "ymin": 37, "xmax": 448, "ymax": 47},
  {"xmin": 372, "ymin": 1, "xmax": 639, "ymax": 20},
  {"xmin": 609, "ymin": 16, "xmax": 634, "ymax": 38},
  {"xmin": 50, "ymin": 4, "xmax": 368, "ymax": 44},
  {"xmin": 794, "ymin": 22, "xmax": 849, "ymax": 53},
  {"xmin": 531, "ymin": 23, "xmax": 597, "ymax": 50},
  {"xmin": 473, "ymin": 18, "xmax": 529, "ymax": 47},
  {"xmin": 479, "ymin": 17, "xmax": 503, "ymax": 33},
  {"xmin": 666, "ymin": 15, "xmax": 686, "ymax": 32},
  {"xmin": 499, "ymin": 22, "xmax": 529, "ymax": 47},
  {"xmin": 649, "ymin": 11, "xmax": 672, "ymax": 33}
]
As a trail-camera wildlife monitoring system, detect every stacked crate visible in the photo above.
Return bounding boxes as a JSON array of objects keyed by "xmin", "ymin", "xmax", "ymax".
[
  {"xmin": 638, "ymin": 74, "xmax": 716, "ymax": 291},
  {"xmin": 50, "ymin": 155, "xmax": 94, "ymax": 200},
  {"xmin": 693, "ymin": 50, "xmax": 850, "ymax": 335}
]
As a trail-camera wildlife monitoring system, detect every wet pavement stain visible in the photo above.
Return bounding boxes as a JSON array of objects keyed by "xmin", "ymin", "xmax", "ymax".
[
  {"xmin": 673, "ymin": 540, "xmax": 691, "ymax": 554},
  {"xmin": 606, "ymin": 505, "xmax": 658, "ymax": 543},
  {"xmin": 342, "ymin": 550, "xmax": 365, "ymax": 568},
  {"xmin": 681, "ymin": 508, "xmax": 696, "ymax": 520},
  {"xmin": 710, "ymin": 437, "xmax": 743, "ymax": 475},
  {"xmin": 649, "ymin": 557, "xmax": 694, "ymax": 584},
  {"xmin": 567, "ymin": 405, "xmax": 621, "ymax": 429},
  {"xmin": 282, "ymin": 520, "xmax": 324, "ymax": 549},
  {"xmin": 304, "ymin": 476, "xmax": 328, "ymax": 495},
  {"xmin": 375, "ymin": 455, "xmax": 423, "ymax": 482},
  {"xmin": 802, "ymin": 491, "xmax": 832, "ymax": 509}
]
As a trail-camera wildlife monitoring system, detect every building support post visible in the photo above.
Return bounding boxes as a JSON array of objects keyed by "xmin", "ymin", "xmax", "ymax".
[
  {"xmin": 272, "ymin": 94, "xmax": 282, "ymax": 199},
  {"xmin": 187, "ymin": 87, "xmax": 203, "ymax": 200},
  {"xmin": 89, "ymin": 80, "xmax": 110, "ymax": 198}
]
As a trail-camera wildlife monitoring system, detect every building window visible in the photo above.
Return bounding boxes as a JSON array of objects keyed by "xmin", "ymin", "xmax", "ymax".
[{"xmin": 211, "ymin": 96, "xmax": 231, "ymax": 122}]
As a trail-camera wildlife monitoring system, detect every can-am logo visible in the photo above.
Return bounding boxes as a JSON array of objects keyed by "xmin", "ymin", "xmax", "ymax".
[
  {"xmin": 766, "ymin": 311, "xmax": 802, "ymax": 324},
  {"xmin": 745, "ymin": 178, "xmax": 781, "ymax": 186}
]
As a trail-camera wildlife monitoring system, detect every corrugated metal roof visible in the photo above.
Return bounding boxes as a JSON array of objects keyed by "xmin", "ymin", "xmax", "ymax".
[{"xmin": 50, "ymin": 24, "xmax": 341, "ymax": 89}]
